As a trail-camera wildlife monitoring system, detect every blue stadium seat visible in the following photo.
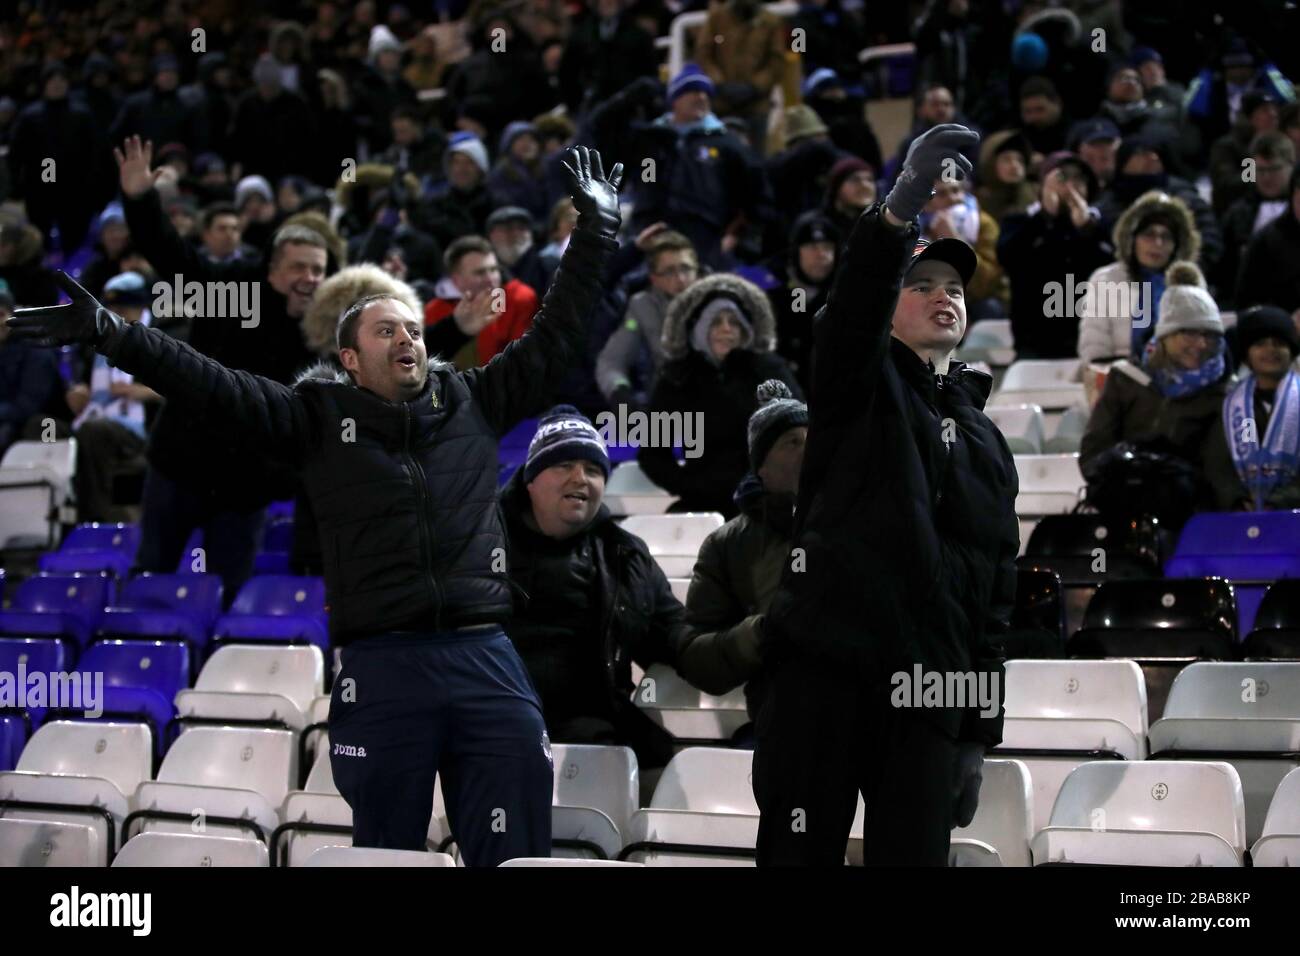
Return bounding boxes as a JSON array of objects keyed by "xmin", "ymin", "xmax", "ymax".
[
  {"xmin": 174, "ymin": 528, "xmax": 204, "ymax": 573},
  {"xmin": 211, "ymin": 575, "xmax": 328, "ymax": 651},
  {"xmin": 266, "ymin": 499, "xmax": 296, "ymax": 521},
  {"xmin": 71, "ymin": 640, "xmax": 187, "ymax": 757},
  {"xmin": 96, "ymin": 573, "xmax": 224, "ymax": 659},
  {"xmin": 1165, "ymin": 512, "xmax": 1300, "ymax": 635},
  {"xmin": 1243, "ymin": 581, "xmax": 1300, "ymax": 660},
  {"xmin": 36, "ymin": 522, "xmax": 140, "ymax": 578},
  {"xmin": 0, "ymin": 637, "xmax": 69, "ymax": 757},
  {"xmin": 0, "ymin": 573, "xmax": 114, "ymax": 652},
  {"xmin": 260, "ymin": 519, "xmax": 295, "ymax": 553}
]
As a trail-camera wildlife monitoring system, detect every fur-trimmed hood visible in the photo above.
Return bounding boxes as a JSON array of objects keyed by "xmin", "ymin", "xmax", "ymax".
[
  {"xmin": 291, "ymin": 353, "xmax": 453, "ymax": 390},
  {"xmin": 660, "ymin": 273, "xmax": 778, "ymax": 361},
  {"xmin": 1112, "ymin": 189, "xmax": 1200, "ymax": 267},
  {"xmin": 333, "ymin": 164, "xmax": 421, "ymax": 211},
  {"xmin": 301, "ymin": 263, "xmax": 426, "ymax": 357}
]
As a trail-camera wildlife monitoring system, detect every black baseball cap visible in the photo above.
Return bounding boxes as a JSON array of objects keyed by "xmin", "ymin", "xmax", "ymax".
[{"xmin": 905, "ymin": 237, "xmax": 977, "ymax": 287}]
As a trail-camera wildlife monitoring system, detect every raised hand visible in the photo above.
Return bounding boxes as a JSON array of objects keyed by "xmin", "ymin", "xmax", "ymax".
[
  {"xmin": 114, "ymin": 136, "xmax": 166, "ymax": 199},
  {"xmin": 6, "ymin": 271, "xmax": 125, "ymax": 349},
  {"xmin": 560, "ymin": 145, "xmax": 624, "ymax": 239},
  {"xmin": 885, "ymin": 123, "xmax": 980, "ymax": 224}
]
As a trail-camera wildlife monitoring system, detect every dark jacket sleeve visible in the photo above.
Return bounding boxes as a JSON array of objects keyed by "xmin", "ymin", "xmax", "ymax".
[
  {"xmin": 1079, "ymin": 367, "xmax": 1128, "ymax": 475},
  {"xmin": 123, "ymin": 189, "xmax": 259, "ymax": 285},
  {"xmin": 0, "ymin": 349, "xmax": 58, "ymax": 426},
  {"xmin": 810, "ymin": 204, "xmax": 917, "ymax": 424},
  {"xmin": 630, "ymin": 556, "xmax": 689, "ymax": 673},
  {"xmin": 102, "ymin": 320, "xmax": 315, "ymax": 463},
  {"xmin": 675, "ymin": 528, "xmax": 764, "ymax": 696},
  {"xmin": 423, "ymin": 313, "xmax": 473, "ymax": 362},
  {"xmin": 468, "ymin": 226, "xmax": 619, "ymax": 434},
  {"xmin": 636, "ymin": 371, "xmax": 695, "ymax": 498}
]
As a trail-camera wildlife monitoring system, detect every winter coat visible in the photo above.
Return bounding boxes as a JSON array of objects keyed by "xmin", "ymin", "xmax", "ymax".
[
  {"xmin": 229, "ymin": 89, "xmax": 319, "ymax": 187},
  {"xmin": 8, "ymin": 98, "xmax": 111, "ymax": 227},
  {"xmin": 1236, "ymin": 209, "xmax": 1300, "ymax": 313},
  {"xmin": 498, "ymin": 468, "xmax": 686, "ymax": 769},
  {"xmin": 352, "ymin": 65, "xmax": 417, "ymax": 153},
  {"xmin": 996, "ymin": 204, "xmax": 1115, "ymax": 359},
  {"xmin": 411, "ymin": 184, "xmax": 495, "ymax": 251},
  {"xmin": 694, "ymin": 4, "xmax": 789, "ymax": 116},
  {"xmin": 638, "ymin": 274, "xmax": 803, "ymax": 517},
  {"xmin": 1216, "ymin": 191, "xmax": 1288, "ymax": 308},
  {"xmin": 975, "ymin": 130, "xmax": 1038, "ymax": 224},
  {"xmin": 1203, "ymin": 379, "xmax": 1300, "ymax": 511},
  {"xmin": 423, "ymin": 278, "xmax": 540, "ymax": 369},
  {"xmin": 109, "ymin": 87, "xmax": 208, "ymax": 155},
  {"xmin": 595, "ymin": 286, "xmax": 673, "ymax": 402},
  {"xmin": 558, "ymin": 11, "xmax": 660, "ymax": 114},
  {"xmin": 677, "ymin": 474, "xmax": 793, "ymax": 721},
  {"xmin": 1095, "ymin": 175, "xmax": 1221, "ymax": 277},
  {"xmin": 1079, "ymin": 359, "xmax": 1235, "ymax": 504},
  {"xmin": 100, "ymin": 226, "xmax": 619, "ymax": 647},
  {"xmin": 767, "ymin": 279, "xmax": 827, "ymax": 394},
  {"xmin": 764, "ymin": 204, "xmax": 1017, "ymax": 747}
]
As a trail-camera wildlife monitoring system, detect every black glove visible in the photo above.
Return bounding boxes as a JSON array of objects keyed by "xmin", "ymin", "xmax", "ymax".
[
  {"xmin": 951, "ymin": 741, "xmax": 985, "ymax": 829},
  {"xmin": 6, "ymin": 270, "xmax": 126, "ymax": 350},
  {"xmin": 560, "ymin": 145, "xmax": 623, "ymax": 240},
  {"xmin": 884, "ymin": 123, "xmax": 979, "ymax": 223}
]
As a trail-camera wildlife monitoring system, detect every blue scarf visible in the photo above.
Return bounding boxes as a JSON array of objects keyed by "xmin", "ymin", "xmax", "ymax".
[
  {"xmin": 1130, "ymin": 268, "xmax": 1165, "ymax": 360},
  {"xmin": 1142, "ymin": 336, "xmax": 1225, "ymax": 399},
  {"xmin": 1224, "ymin": 369, "xmax": 1300, "ymax": 510}
]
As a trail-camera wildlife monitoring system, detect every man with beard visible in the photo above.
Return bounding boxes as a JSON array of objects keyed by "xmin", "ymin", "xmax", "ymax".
[
  {"xmin": 9, "ymin": 146, "xmax": 625, "ymax": 868},
  {"xmin": 486, "ymin": 206, "xmax": 552, "ymax": 296}
]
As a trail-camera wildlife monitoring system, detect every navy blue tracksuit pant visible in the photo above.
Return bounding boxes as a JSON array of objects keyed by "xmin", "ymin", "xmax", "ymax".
[{"xmin": 328, "ymin": 628, "xmax": 554, "ymax": 867}]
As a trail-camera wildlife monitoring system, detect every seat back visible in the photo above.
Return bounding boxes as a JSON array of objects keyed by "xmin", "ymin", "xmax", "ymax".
[
  {"xmin": 304, "ymin": 846, "xmax": 456, "ymax": 866},
  {"xmin": 1081, "ymin": 578, "xmax": 1237, "ymax": 638},
  {"xmin": 112, "ymin": 831, "xmax": 270, "ymax": 867},
  {"xmin": 550, "ymin": 744, "xmax": 639, "ymax": 838},
  {"xmin": 0, "ymin": 636, "xmax": 67, "ymax": 675},
  {"xmin": 116, "ymin": 573, "xmax": 224, "ymax": 625},
  {"xmin": 0, "ymin": 818, "xmax": 100, "ymax": 867},
  {"xmin": 16, "ymin": 721, "xmax": 152, "ymax": 797},
  {"xmin": 1003, "ymin": 659, "xmax": 1148, "ymax": 739},
  {"xmin": 1162, "ymin": 662, "xmax": 1300, "ymax": 720},
  {"xmin": 1173, "ymin": 511, "xmax": 1300, "ymax": 559},
  {"xmin": 650, "ymin": 747, "xmax": 756, "ymax": 814},
  {"xmin": 619, "ymin": 513, "xmax": 725, "ymax": 558},
  {"xmin": 10, "ymin": 573, "xmax": 112, "ymax": 622},
  {"xmin": 76, "ymin": 640, "xmax": 190, "ymax": 701},
  {"xmin": 157, "ymin": 726, "xmax": 295, "ymax": 805},
  {"xmin": 56, "ymin": 523, "xmax": 140, "ymax": 555},
  {"xmin": 985, "ymin": 404, "xmax": 1045, "ymax": 455},
  {"xmin": 952, "ymin": 759, "xmax": 1034, "ymax": 867},
  {"xmin": 228, "ymin": 575, "xmax": 325, "ymax": 618},
  {"xmin": 1252, "ymin": 581, "xmax": 1300, "ymax": 631},
  {"xmin": 194, "ymin": 644, "xmax": 324, "ymax": 713}
]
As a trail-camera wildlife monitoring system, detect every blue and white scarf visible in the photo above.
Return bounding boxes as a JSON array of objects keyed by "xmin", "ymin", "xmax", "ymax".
[
  {"xmin": 1224, "ymin": 369, "xmax": 1300, "ymax": 510},
  {"xmin": 1143, "ymin": 336, "xmax": 1226, "ymax": 398}
]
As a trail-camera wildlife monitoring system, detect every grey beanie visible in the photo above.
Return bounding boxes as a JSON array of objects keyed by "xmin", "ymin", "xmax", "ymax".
[
  {"xmin": 747, "ymin": 380, "xmax": 809, "ymax": 471},
  {"xmin": 1154, "ymin": 261, "xmax": 1223, "ymax": 341}
]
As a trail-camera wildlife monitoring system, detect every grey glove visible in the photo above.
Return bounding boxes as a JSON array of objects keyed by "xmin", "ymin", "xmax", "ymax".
[
  {"xmin": 951, "ymin": 741, "xmax": 985, "ymax": 829},
  {"xmin": 560, "ymin": 145, "xmax": 624, "ymax": 240},
  {"xmin": 6, "ymin": 270, "xmax": 125, "ymax": 350},
  {"xmin": 884, "ymin": 123, "xmax": 979, "ymax": 223}
]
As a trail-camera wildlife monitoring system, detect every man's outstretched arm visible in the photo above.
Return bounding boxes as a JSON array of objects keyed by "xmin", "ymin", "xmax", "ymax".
[
  {"xmin": 8, "ymin": 271, "xmax": 315, "ymax": 462},
  {"xmin": 472, "ymin": 146, "xmax": 623, "ymax": 433}
]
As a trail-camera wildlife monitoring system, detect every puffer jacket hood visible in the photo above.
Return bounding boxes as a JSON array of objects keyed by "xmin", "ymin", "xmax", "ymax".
[
  {"xmin": 661, "ymin": 273, "xmax": 778, "ymax": 360},
  {"xmin": 333, "ymin": 163, "xmax": 420, "ymax": 213},
  {"xmin": 301, "ymin": 263, "xmax": 426, "ymax": 357},
  {"xmin": 1113, "ymin": 189, "xmax": 1200, "ymax": 267}
]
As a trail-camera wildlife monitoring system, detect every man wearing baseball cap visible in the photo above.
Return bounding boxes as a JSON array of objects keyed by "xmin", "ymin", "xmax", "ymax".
[{"xmin": 754, "ymin": 124, "xmax": 1018, "ymax": 865}]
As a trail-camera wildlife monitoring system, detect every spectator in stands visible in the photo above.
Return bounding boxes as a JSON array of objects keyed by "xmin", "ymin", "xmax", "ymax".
[
  {"xmin": 402, "ymin": 25, "xmax": 450, "ymax": 92},
  {"xmin": 79, "ymin": 204, "xmax": 135, "ymax": 299},
  {"xmin": 766, "ymin": 106, "xmax": 843, "ymax": 235},
  {"xmin": 70, "ymin": 273, "xmax": 160, "ymax": 522},
  {"xmin": 587, "ymin": 70, "xmax": 770, "ymax": 270},
  {"xmin": 1185, "ymin": 37, "xmax": 1296, "ymax": 157},
  {"xmin": 9, "ymin": 148, "xmax": 625, "ymax": 867},
  {"xmin": 180, "ymin": 53, "xmax": 236, "ymax": 160},
  {"xmin": 110, "ymin": 55, "xmax": 208, "ymax": 157},
  {"xmin": 1078, "ymin": 190, "xmax": 1200, "ymax": 364},
  {"xmin": 821, "ymin": 155, "xmax": 877, "ymax": 239},
  {"xmin": 1236, "ymin": 166, "xmax": 1300, "ymax": 315},
  {"xmin": 1080, "ymin": 262, "xmax": 1233, "ymax": 508},
  {"xmin": 488, "ymin": 122, "xmax": 549, "ymax": 224},
  {"xmin": 198, "ymin": 202, "xmax": 255, "ymax": 265},
  {"xmin": 0, "ymin": 281, "xmax": 59, "ymax": 457},
  {"xmin": 267, "ymin": 21, "xmax": 311, "ymax": 95},
  {"xmin": 77, "ymin": 52, "xmax": 121, "ymax": 123},
  {"xmin": 913, "ymin": 0, "xmax": 981, "ymax": 113},
  {"xmin": 1068, "ymin": 117, "xmax": 1121, "ymax": 191},
  {"xmin": 1096, "ymin": 137, "xmax": 1222, "ymax": 277},
  {"xmin": 791, "ymin": 0, "xmax": 866, "ymax": 85},
  {"xmin": 558, "ymin": 0, "xmax": 659, "ymax": 116},
  {"xmin": 754, "ymin": 125, "xmax": 1015, "ymax": 866},
  {"xmin": 423, "ymin": 235, "xmax": 539, "ymax": 370},
  {"xmin": 235, "ymin": 175, "xmax": 281, "ymax": 253},
  {"xmin": 997, "ymin": 151, "xmax": 1112, "ymax": 359},
  {"xmin": 314, "ymin": 68, "xmax": 361, "ymax": 188},
  {"xmin": 596, "ymin": 230, "xmax": 700, "ymax": 410},
  {"xmin": 115, "ymin": 136, "xmax": 328, "ymax": 599},
  {"xmin": 499, "ymin": 405, "xmax": 686, "ymax": 772},
  {"xmin": 677, "ymin": 379, "xmax": 807, "ymax": 742},
  {"xmin": 440, "ymin": 12, "xmax": 553, "ymax": 149},
  {"xmin": 0, "ymin": 221, "xmax": 60, "ymax": 307},
  {"xmin": 1206, "ymin": 305, "xmax": 1300, "ymax": 510},
  {"xmin": 976, "ymin": 130, "xmax": 1036, "ymax": 224},
  {"xmin": 891, "ymin": 84, "xmax": 980, "ymax": 179},
  {"xmin": 412, "ymin": 133, "xmax": 494, "ymax": 249},
  {"xmin": 188, "ymin": 152, "xmax": 234, "ymax": 206},
  {"xmin": 637, "ymin": 273, "xmax": 802, "ymax": 518},
  {"xmin": 694, "ymin": 0, "xmax": 790, "ymax": 151},
  {"xmin": 354, "ymin": 26, "xmax": 418, "ymax": 154},
  {"xmin": 485, "ymin": 206, "xmax": 551, "ymax": 296},
  {"xmin": 802, "ymin": 69, "xmax": 884, "ymax": 174},
  {"xmin": 230, "ymin": 55, "xmax": 319, "ymax": 188},
  {"xmin": 1132, "ymin": 46, "xmax": 1187, "ymax": 125},
  {"xmin": 920, "ymin": 175, "xmax": 1007, "ymax": 318},
  {"xmin": 1217, "ymin": 132, "xmax": 1296, "ymax": 307},
  {"xmin": 8, "ymin": 61, "xmax": 111, "ymax": 255},
  {"xmin": 166, "ymin": 197, "xmax": 198, "ymax": 243},
  {"xmin": 538, "ymin": 197, "xmax": 579, "ymax": 274},
  {"xmin": 378, "ymin": 106, "xmax": 445, "ymax": 182},
  {"xmin": 767, "ymin": 211, "xmax": 838, "ymax": 398},
  {"xmin": 1210, "ymin": 91, "xmax": 1282, "ymax": 218},
  {"xmin": 1017, "ymin": 76, "xmax": 1071, "ymax": 162},
  {"xmin": 1094, "ymin": 63, "xmax": 1181, "ymax": 153},
  {"xmin": 1282, "ymin": 103, "xmax": 1300, "ymax": 157}
]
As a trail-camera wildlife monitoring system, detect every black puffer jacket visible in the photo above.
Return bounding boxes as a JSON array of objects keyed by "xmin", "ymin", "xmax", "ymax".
[
  {"xmin": 102, "ymin": 227, "xmax": 618, "ymax": 646},
  {"xmin": 765, "ymin": 204, "xmax": 1018, "ymax": 746}
]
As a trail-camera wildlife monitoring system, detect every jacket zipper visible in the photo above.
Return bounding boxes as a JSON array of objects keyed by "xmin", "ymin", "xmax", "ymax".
[
  {"xmin": 403, "ymin": 402, "xmax": 443, "ymax": 631},
  {"xmin": 932, "ymin": 371, "xmax": 951, "ymax": 510}
]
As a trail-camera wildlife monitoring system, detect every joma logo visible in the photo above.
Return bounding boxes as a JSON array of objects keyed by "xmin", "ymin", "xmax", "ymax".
[{"xmin": 333, "ymin": 743, "xmax": 367, "ymax": 758}]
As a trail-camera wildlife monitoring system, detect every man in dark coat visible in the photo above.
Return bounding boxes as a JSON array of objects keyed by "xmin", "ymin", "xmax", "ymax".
[
  {"xmin": 9, "ymin": 147, "xmax": 625, "ymax": 869},
  {"xmin": 559, "ymin": 0, "xmax": 660, "ymax": 116},
  {"xmin": 229, "ymin": 57, "xmax": 318, "ymax": 187},
  {"xmin": 754, "ymin": 124, "xmax": 1018, "ymax": 866},
  {"xmin": 109, "ymin": 55, "xmax": 208, "ymax": 156},
  {"xmin": 500, "ymin": 406, "xmax": 686, "ymax": 772},
  {"xmin": 1236, "ymin": 165, "xmax": 1300, "ymax": 314}
]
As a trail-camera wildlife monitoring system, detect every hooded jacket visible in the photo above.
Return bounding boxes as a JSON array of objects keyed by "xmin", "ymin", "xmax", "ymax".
[
  {"xmin": 1236, "ymin": 206, "xmax": 1300, "ymax": 313},
  {"xmin": 1077, "ymin": 190, "xmax": 1202, "ymax": 364},
  {"xmin": 637, "ymin": 274, "xmax": 803, "ymax": 517},
  {"xmin": 497, "ymin": 466, "xmax": 685, "ymax": 768},
  {"xmin": 99, "ymin": 226, "xmax": 618, "ymax": 646},
  {"xmin": 975, "ymin": 130, "xmax": 1037, "ymax": 224},
  {"xmin": 764, "ymin": 204, "xmax": 1017, "ymax": 747}
]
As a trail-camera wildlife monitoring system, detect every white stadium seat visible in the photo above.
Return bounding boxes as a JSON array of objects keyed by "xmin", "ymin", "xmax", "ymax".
[
  {"xmin": 650, "ymin": 747, "xmax": 757, "ymax": 815},
  {"xmin": 619, "ymin": 513, "xmax": 724, "ymax": 577},
  {"xmin": 1149, "ymin": 662, "xmax": 1300, "ymax": 845},
  {"xmin": 551, "ymin": 744, "xmax": 639, "ymax": 847},
  {"xmin": 111, "ymin": 831, "xmax": 270, "ymax": 867},
  {"xmin": 1251, "ymin": 767, "xmax": 1300, "ymax": 867},
  {"xmin": 192, "ymin": 644, "xmax": 325, "ymax": 713},
  {"xmin": 603, "ymin": 460, "xmax": 677, "ymax": 516},
  {"xmin": 1013, "ymin": 454, "xmax": 1085, "ymax": 517},
  {"xmin": 16, "ymin": 720, "xmax": 153, "ymax": 798},
  {"xmin": 1030, "ymin": 761, "xmax": 1246, "ymax": 866},
  {"xmin": 0, "ymin": 439, "xmax": 77, "ymax": 550},
  {"xmin": 0, "ymin": 818, "xmax": 100, "ymax": 867},
  {"xmin": 620, "ymin": 808, "xmax": 757, "ymax": 866},
  {"xmin": 995, "ymin": 359, "xmax": 1086, "ymax": 410},
  {"xmin": 1044, "ymin": 405, "xmax": 1089, "ymax": 454},
  {"xmin": 635, "ymin": 663, "xmax": 749, "ymax": 743},
  {"xmin": 304, "ymin": 846, "xmax": 456, "ymax": 866},
  {"xmin": 950, "ymin": 759, "xmax": 1035, "ymax": 867},
  {"xmin": 997, "ymin": 660, "xmax": 1148, "ymax": 832},
  {"xmin": 499, "ymin": 857, "xmax": 643, "ymax": 866},
  {"xmin": 985, "ymin": 404, "xmax": 1045, "ymax": 455},
  {"xmin": 667, "ymin": 577, "xmax": 690, "ymax": 603}
]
